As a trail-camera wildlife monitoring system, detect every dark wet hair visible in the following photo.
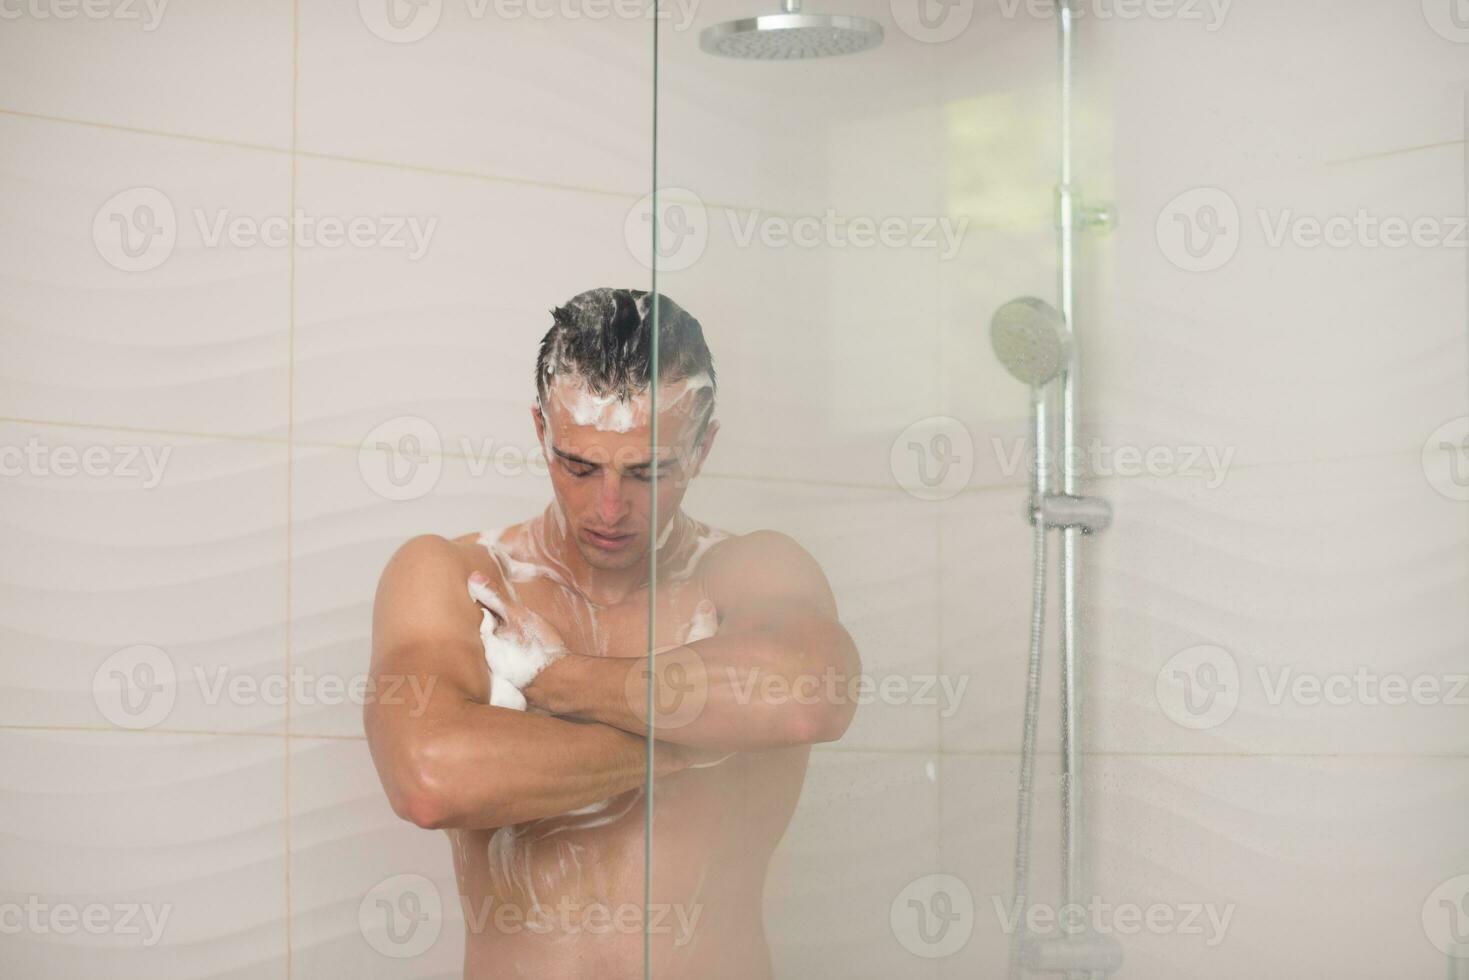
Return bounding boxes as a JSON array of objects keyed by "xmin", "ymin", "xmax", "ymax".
[{"xmin": 534, "ymin": 288, "xmax": 716, "ymax": 428}]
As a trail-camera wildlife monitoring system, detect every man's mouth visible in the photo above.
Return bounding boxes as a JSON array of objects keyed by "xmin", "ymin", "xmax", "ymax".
[{"xmin": 583, "ymin": 528, "xmax": 634, "ymax": 550}]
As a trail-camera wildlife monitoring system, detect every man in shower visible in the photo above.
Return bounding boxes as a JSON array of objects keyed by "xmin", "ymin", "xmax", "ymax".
[{"xmin": 364, "ymin": 287, "xmax": 861, "ymax": 979}]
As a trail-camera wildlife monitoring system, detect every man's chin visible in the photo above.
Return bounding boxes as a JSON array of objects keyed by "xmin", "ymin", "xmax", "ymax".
[{"xmin": 577, "ymin": 539, "xmax": 646, "ymax": 571}]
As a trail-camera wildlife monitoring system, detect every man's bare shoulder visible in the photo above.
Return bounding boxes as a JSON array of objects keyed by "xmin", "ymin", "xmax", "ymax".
[
  {"xmin": 700, "ymin": 527, "xmax": 804, "ymax": 564},
  {"xmin": 375, "ymin": 534, "xmax": 478, "ymax": 609},
  {"xmin": 375, "ymin": 526, "xmax": 519, "ymax": 613},
  {"xmin": 699, "ymin": 528, "xmax": 837, "ymax": 617}
]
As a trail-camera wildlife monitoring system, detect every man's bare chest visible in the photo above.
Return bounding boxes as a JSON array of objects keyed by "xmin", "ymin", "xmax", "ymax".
[{"xmin": 506, "ymin": 573, "xmax": 713, "ymax": 661}]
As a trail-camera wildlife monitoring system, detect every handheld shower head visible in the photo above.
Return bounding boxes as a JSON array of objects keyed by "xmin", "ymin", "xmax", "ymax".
[
  {"xmin": 699, "ymin": 1, "xmax": 884, "ymax": 60},
  {"xmin": 990, "ymin": 297, "xmax": 1072, "ymax": 387}
]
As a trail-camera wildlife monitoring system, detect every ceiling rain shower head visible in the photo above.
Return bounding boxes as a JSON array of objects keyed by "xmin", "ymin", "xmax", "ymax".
[
  {"xmin": 990, "ymin": 297, "xmax": 1072, "ymax": 387},
  {"xmin": 699, "ymin": 1, "xmax": 884, "ymax": 60}
]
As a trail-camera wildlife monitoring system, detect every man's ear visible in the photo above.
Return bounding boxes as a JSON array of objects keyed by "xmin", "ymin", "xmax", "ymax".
[
  {"xmin": 689, "ymin": 418, "xmax": 719, "ymax": 480},
  {"xmin": 531, "ymin": 402, "xmax": 546, "ymax": 447}
]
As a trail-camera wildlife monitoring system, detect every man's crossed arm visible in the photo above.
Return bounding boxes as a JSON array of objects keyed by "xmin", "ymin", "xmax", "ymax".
[
  {"xmin": 364, "ymin": 532, "xmax": 859, "ymax": 833},
  {"xmin": 523, "ymin": 530, "xmax": 861, "ymax": 753}
]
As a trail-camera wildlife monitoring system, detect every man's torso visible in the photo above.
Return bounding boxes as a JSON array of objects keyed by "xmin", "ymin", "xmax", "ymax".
[{"xmin": 445, "ymin": 518, "xmax": 809, "ymax": 979}]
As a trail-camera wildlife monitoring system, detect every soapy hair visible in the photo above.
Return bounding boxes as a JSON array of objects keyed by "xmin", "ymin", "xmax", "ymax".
[{"xmin": 534, "ymin": 288, "xmax": 716, "ymax": 429}]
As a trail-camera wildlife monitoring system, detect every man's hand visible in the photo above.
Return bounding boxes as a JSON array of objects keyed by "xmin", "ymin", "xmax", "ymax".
[{"xmin": 467, "ymin": 569, "xmax": 567, "ymax": 711}]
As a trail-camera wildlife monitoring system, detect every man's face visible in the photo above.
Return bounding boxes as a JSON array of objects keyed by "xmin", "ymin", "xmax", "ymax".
[{"xmin": 533, "ymin": 376, "xmax": 716, "ymax": 572}]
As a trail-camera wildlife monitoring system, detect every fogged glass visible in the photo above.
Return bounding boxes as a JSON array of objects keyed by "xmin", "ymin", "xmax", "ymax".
[{"xmin": 643, "ymin": 3, "xmax": 1469, "ymax": 980}]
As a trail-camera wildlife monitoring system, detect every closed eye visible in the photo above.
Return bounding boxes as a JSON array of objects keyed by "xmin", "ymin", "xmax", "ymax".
[{"xmin": 628, "ymin": 463, "xmax": 676, "ymax": 483}]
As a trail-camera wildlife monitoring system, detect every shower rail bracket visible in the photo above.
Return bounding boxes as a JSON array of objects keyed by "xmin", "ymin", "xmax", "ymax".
[
  {"xmin": 1023, "ymin": 931, "xmax": 1125, "ymax": 976},
  {"xmin": 1029, "ymin": 492, "xmax": 1113, "ymax": 534},
  {"xmin": 1079, "ymin": 200, "xmax": 1116, "ymax": 233},
  {"xmin": 1055, "ymin": 184, "xmax": 1117, "ymax": 236}
]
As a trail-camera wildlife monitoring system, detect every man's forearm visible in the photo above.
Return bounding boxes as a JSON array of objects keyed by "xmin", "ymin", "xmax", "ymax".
[
  {"xmin": 525, "ymin": 620, "xmax": 858, "ymax": 751},
  {"xmin": 372, "ymin": 700, "xmax": 682, "ymax": 831}
]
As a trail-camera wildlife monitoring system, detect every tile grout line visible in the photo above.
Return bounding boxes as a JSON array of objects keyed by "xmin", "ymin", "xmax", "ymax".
[
  {"xmin": 285, "ymin": 2, "xmax": 301, "ymax": 975},
  {"xmin": 4, "ymin": 104, "xmax": 1461, "ymax": 224},
  {"xmin": 0, "ymin": 723, "xmax": 362, "ymax": 740},
  {"xmin": 0, "ymin": 107, "xmax": 835, "ymax": 220}
]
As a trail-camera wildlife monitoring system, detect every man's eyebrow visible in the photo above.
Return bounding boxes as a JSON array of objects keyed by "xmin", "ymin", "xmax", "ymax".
[
  {"xmin": 551, "ymin": 446, "xmax": 597, "ymax": 466},
  {"xmin": 551, "ymin": 445, "xmax": 674, "ymax": 470}
]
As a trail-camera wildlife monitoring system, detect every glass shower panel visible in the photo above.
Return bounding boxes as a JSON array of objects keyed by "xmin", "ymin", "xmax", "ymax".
[{"xmin": 644, "ymin": 2, "xmax": 954, "ymax": 977}]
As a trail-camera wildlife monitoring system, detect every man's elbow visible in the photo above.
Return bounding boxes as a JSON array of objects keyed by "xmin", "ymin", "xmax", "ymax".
[
  {"xmin": 791, "ymin": 631, "xmax": 860, "ymax": 745},
  {"xmin": 378, "ymin": 733, "xmax": 474, "ymax": 830},
  {"xmin": 393, "ymin": 783, "xmax": 452, "ymax": 831},
  {"xmin": 789, "ymin": 697, "xmax": 856, "ymax": 745}
]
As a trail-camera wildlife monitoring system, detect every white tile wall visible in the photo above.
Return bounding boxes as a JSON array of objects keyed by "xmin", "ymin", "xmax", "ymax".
[
  {"xmin": 2, "ymin": 0, "xmax": 1466, "ymax": 978},
  {"xmin": 0, "ymin": 115, "xmax": 292, "ymax": 437},
  {"xmin": 0, "ymin": 420, "xmax": 289, "ymax": 734},
  {"xmin": 765, "ymin": 747, "xmax": 942, "ymax": 980},
  {"xmin": 289, "ymin": 737, "xmax": 464, "ymax": 978},
  {"xmin": 296, "ymin": 1, "xmax": 654, "ymax": 195},
  {"xmin": 0, "ymin": 730, "xmax": 289, "ymax": 978},
  {"xmin": 290, "ymin": 155, "xmax": 647, "ymax": 450},
  {"xmin": 0, "ymin": 0, "xmax": 294, "ymax": 147}
]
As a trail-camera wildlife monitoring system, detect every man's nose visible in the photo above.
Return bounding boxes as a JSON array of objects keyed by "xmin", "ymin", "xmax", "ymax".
[{"xmin": 596, "ymin": 471, "xmax": 631, "ymax": 523}]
